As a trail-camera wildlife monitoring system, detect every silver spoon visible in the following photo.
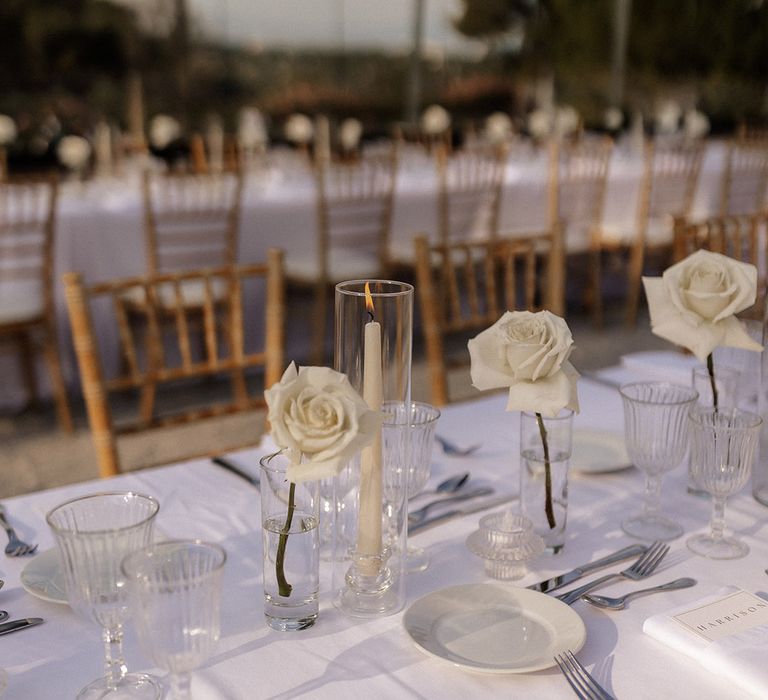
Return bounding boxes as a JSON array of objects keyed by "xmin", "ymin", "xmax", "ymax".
[
  {"xmin": 412, "ymin": 473, "xmax": 470, "ymax": 499},
  {"xmin": 435, "ymin": 435, "xmax": 481, "ymax": 457},
  {"xmin": 583, "ymin": 577, "xmax": 697, "ymax": 610},
  {"xmin": 0, "ymin": 611, "xmax": 7, "ymax": 622}
]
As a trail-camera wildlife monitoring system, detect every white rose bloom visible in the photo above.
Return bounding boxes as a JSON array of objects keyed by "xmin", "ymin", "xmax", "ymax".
[
  {"xmin": 339, "ymin": 118, "xmax": 363, "ymax": 151},
  {"xmin": 484, "ymin": 112, "xmax": 513, "ymax": 144},
  {"xmin": 420, "ymin": 104, "xmax": 451, "ymax": 135},
  {"xmin": 57, "ymin": 135, "xmax": 92, "ymax": 169},
  {"xmin": 0, "ymin": 115, "xmax": 17, "ymax": 145},
  {"xmin": 468, "ymin": 310, "xmax": 580, "ymax": 416},
  {"xmin": 554, "ymin": 105, "xmax": 580, "ymax": 137},
  {"xmin": 284, "ymin": 114, "xmax": 314, "ymax": 144},
  {"xmin": 684, "ymin": 109, "xmax": 710, "ymax": 140},
  {"xmin": 265, "ymin": 362, "xmax": 384, "ymax": 482},
  {"xmin": 643, "ymin": 250, "xmax": 763, "ymax": 361},
  {"xmin": 655, "ymin": 100, "xmax": 681, "ymax": 135},
  {"xmin": 604, "ymin": 107, "xmax": 624, "ymax": 131},
  {"xmin": 527, "ymin": 108, "xmax": 552, "ymax": 140},
  {"xmin": 238, "ymin": 107, "xmax": 268, "ymax": 148},
  {"xmin": 149, "ymin": 114, "xmax": 181, "ymax": 149}
]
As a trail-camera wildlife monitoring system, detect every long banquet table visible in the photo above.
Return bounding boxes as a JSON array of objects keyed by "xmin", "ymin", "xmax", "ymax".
[
  {"xmin": 3, "ymin": 357, "xmax": 768, "ymax": 698},
  {"xmin": 0, "ymin": 139, "xmax": 731, "ymax": 407}
]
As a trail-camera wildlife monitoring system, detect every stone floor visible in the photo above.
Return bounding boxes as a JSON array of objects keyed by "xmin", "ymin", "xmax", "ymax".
[{"xmin": 0, "ymin": 305, "xmax": 668, "ymax": 499}]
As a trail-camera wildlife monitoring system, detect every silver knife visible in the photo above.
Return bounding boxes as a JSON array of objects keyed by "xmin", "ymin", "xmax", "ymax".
[
  {"xmin": 409, "ymin": 493, "xmax": 517, "ymax": 535},
  {"xmin": 527, "ymin": 544, "xmax": 647, "ymax": 593},
  {"xmin": 211, "ymin": 457, "xmax": 260, "ymax": 489},
  {"xmin": 0, "ymin": 618, "xmax": 44, "ymax": 635}
]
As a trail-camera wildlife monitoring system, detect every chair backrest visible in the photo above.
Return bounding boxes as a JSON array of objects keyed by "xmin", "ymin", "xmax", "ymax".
[
  {"xmin": 63, "ymin": 253, "xmax": 285, "ymax": 477},
  {"xmin": 0, "ymin": 177, "xmax": 58, "ymax": 321},
  {"xmin": 393, "ymin": 123, "xmax": 452, "ymax": 155},
  {"xmin": 673, "ymin": 213, "xmax": 768, "ymax": 317},
  {"xmin": 436, "ymin": 144, "xmax": 507, "ymax": 246},
  {"xmin": 719, "ymin": 139, "xmax": 768, "ymax": 216},
  {"xmin": 315, "ymin": 150, "xmax": 398, "ymax": 279},
  {"xmin": 637, "ymin": 140, "xmax": 703, "ymax": 238},
  {"xmin": 551, "ymin": 137, "xmax": 613, "ymax": 252},
  {"xmin": 414, "ymin": 228, "xmax": 563, "ymax": 406},
  {"xmin": 142, "ymin": 170, "xmax": 243, "ymax": 275}
]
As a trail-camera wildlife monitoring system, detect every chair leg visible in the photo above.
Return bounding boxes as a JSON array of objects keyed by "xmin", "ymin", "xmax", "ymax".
[
  {"xmin": 310, "ymin": 283, "xmax": 328, "ymax": 366},
  {"xmin": 17, "ymin": 331, "xmax": 39, "ymax": 408},
  {"xmin": 40, "ymin": 323, "xmax": 74, "ymax": 433},
  {"xmin": 588, "ymin": 249, "xmax": 604, "ymax": 328},
  {"xmin": 625, "ymin": 243, "xmax": 645, "ymax": 327}
]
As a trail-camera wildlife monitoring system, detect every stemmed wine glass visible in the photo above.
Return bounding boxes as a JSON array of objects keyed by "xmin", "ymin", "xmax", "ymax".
[
  {"xmin": 46, "ymin": 492, "xmax": 161, "ymax": 700},
  {"xmin": 382, "ymin": 401, "xmax": 440, "ymax": 572},
  {"xmin": 620, "ymin": 382, "xmax": 698, "ymax": 541},
  {"xmin": 122, "ymin": 540, "xmax": 227, "ymax": 700},
  {"xmin": 687, "ymin": 407, "xmax": 761, "ymax": 559}
]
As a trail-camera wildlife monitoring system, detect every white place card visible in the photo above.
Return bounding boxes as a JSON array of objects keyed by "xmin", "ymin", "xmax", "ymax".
[{"xmin": 673, "ymin": 590, "xmax": 768, "ymax": 642}]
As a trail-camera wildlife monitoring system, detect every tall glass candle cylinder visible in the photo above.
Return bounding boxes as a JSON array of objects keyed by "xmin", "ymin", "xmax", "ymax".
[{"xmin": 333, "ymin": 280, "xmax": 413, "ymax": 617}]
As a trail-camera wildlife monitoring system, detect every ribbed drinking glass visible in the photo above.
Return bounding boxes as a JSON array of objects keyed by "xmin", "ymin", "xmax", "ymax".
[
  {"xmin": 122, "ymin": 540, "xmax": 227, "ymax": 699},
  {"xmin": 46, "ymin": 492, "xmax": 161, "ymax": 700},
  {"xmin": 688, "ymin": 407, "xmax": 761, "ymax": 559},
  {"xmin": 620, "ymin": 383, "xmax": 698, "ymax": 541}
]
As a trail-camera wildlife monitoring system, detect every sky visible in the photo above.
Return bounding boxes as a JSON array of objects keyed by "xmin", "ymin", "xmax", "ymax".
[{"xmin": 185, "ymin": 0, "xmax": 483, "ymax": 55}]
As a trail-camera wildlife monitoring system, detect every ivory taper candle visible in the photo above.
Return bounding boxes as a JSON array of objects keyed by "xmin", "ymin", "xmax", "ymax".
[{"xmin": 357, "ymin": 284, "xmax": 383, "ymax": 572}]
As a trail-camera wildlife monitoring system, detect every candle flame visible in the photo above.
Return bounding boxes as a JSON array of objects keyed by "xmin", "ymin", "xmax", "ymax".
[{"xmin": 364, "ymin": 282, "xmax": 375, "ymax": 318}]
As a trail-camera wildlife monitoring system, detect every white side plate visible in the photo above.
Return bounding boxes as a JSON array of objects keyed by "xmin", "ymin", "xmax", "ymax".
[
  {"xmin": 571, "ymin": 429, "xmax": 631, "ymax": 474},
  {"xmin": 403, "ymin": 583, "xmax": 586, "ymax": 673},
  {"xmin": 20, "ymin": 548, "xmax": 67, "ymax": 605}
]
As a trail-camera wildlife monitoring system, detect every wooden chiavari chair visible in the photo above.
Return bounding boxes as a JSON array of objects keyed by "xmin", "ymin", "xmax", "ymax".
[
  {"xmin": 0, "ymin": 177, "xmax": 72, "ymax": 431},
  {"xmin": 414, "ymin": 226, "xmax": 564, "ymax": 407},
  {"xmin": 286, "ymin": 150, "xmax": 398, "ymax": 364},
  {"xmin": 63, "ymin": 254, "xmax": 285, "ymax": 478},
  {"xmin": 718, "ymin": 139, "xmax": 768, "ymax": 217},
  {"xmin": 549, "ymin": 137, "xmax": 613, "ymax": 323},
  {"xmin": 597, "ymin": 139, "xmax": 703, "ymax": 325},
  {"xmin": 673, "ymin": 213, "xmax": 768, "ymax": 319},
  {"xmin": 393, "ymin": 122, "xmax": 452, "ymax": 156}
]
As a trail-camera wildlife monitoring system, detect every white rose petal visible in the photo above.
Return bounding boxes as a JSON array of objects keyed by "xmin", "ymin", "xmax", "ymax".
[
  {"xmin": 643, "ymin": 249, "xmax": 763, "ymax": 362},
  {"xmin": 421, "ymin": 104, "xmax": 451, "ymax": 135},
  {"xmin": 284, "ymin": 114, "xmax": 314, "ymax": 144},
  {"xmin": 265, "ymin": 362, "xmax": 383, "ymax": 482},
  {"xmin": 468, "ymin": 310, "xmax": 579, "ymax": 416}
]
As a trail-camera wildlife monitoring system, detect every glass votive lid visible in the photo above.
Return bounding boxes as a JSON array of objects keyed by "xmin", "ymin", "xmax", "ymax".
[{"xmin": 465, "ymin": 512, "xmax": 545, "ymax": 580}]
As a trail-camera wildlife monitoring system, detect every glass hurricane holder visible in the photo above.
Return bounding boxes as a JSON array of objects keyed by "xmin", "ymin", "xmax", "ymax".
[
  {"xmin": 688, "ymin": 408, "xmax": 762, "ymax": 559},
  {"xmin": 688, "ymin": 366, "xmax": 740, "ymax": 496},
  {"xmin": 519, "ymin": 409, "xmax": 574, "ymax": 554},
  {"xmin": 122, "ymin": 541, "xmax": 226, "ymax": 700},
  {"xmin": 333, "ymin": 280, "xmax": 413, "ymax": 618},
  {"xmin": 259, "ymin": 451, "xmax": 320, "ymax": 631},
  {"xmin": 382, "ymin": 401, "xmax": 440, "ymax": 573},
  {"xmin": 620, "ymin": 383, "xmax": 698, "ymax": 541},
  {"xmin": 46, "ymin": 492, "xmax": 161, "ymax": 700}
]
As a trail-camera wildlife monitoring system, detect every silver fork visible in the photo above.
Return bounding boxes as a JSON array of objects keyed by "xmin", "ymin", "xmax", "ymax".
[
  {"xmin": 557, "ymin": 541, "xmax": 669, "ymax": 605},
  {"xmin": 555, "ymin": 651, "xmax": 616, "ymax": 700},
  {"xmin": 0, "ymin": 504, "xmax": 38, "ymax": 557}
]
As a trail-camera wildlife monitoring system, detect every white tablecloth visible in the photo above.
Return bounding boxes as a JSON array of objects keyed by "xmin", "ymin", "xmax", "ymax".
[{"xmin": 3, "ymin": 360, "xmax": 768, "ymax": 698}]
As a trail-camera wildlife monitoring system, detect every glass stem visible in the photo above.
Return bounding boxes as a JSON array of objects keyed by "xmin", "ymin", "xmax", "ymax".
[
  {"xmin": 644, "ymin": 473, "xmax": 662, "ymax": 520},
  {"xmin": 710, "ymin": 495, "xmax": 727, "ymax": 542},
  {"xmin": 102, "ymin": 624, "xmax": 127, "ymax": 689},
  {"xmin": 171, "ymin": 671, "xmax": 192, "ymax": 700},
  {"xmin": 535, "ymin": 412, "xmax": 556, "ymax": 529}
]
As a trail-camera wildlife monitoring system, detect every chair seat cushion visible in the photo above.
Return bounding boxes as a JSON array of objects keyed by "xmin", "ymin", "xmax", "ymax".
[
  {"xmin": 121, "ymin": 277, "xmax": 229, "ymax": 309},
  {"xmin": 285, "ymin": 251, "xmax": 381, "ymax": 283},
  {"xmin": 0, "ymin": 281, "xmax": 45, "ymax": 325}
]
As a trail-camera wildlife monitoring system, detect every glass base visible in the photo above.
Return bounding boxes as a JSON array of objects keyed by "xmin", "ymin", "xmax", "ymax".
[
  {"xmin": 687, "ymin": 533, "xmax": 749, "ymax": 560},
  {"xmin": 406, "ymin": 545, "xmax": 429, "ymax": 573},
  {"xmin": 77, "ymin": 673, "xmax": 161, "ymax": 700},
  {"xmin": 265, "ymin": 611, "xmax": 318, "ymax": 631},
  {"xmin": 622, "ymin": 514, "xmax": 683, "ymax": 541}
]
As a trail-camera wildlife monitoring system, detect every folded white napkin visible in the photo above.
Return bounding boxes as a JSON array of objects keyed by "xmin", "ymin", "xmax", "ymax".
[{"xmin": 644, "ymin": 586, "xmax": 768, "ymax": 698}]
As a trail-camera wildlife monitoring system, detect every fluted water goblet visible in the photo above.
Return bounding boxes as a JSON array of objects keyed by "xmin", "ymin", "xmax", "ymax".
[
  {"xmin": 688, "ymin": 407, "xmax": 761, "ymax": 559},
  {"xmin": 46, "ymin": 492, "xmax": 161, "ymax": 700},
  {"xmin": 122, "ymin": 540, "xmax": 227, "ymax": 699},
  {"xmin": 620, "ymin": 383, "xmax": 698, "ymax": 541}
]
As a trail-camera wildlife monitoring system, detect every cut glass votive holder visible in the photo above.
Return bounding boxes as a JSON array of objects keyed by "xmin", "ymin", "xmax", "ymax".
[{"xmin": 466, "ymin": 512, "xmax": 544, "ymax": 580}]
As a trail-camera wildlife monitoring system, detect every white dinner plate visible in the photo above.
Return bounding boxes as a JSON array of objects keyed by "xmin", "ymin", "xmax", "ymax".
[
  {"xmin": 403, "ymin": 583, "xmax": 586, "ymax": 674},
  {"xmin": 571, "ymin": 429, "xmax": 632, "ymax": 474},
  {"xmin": 20, "ymin": 548, "xmax": 68, "ymax": 605}
]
